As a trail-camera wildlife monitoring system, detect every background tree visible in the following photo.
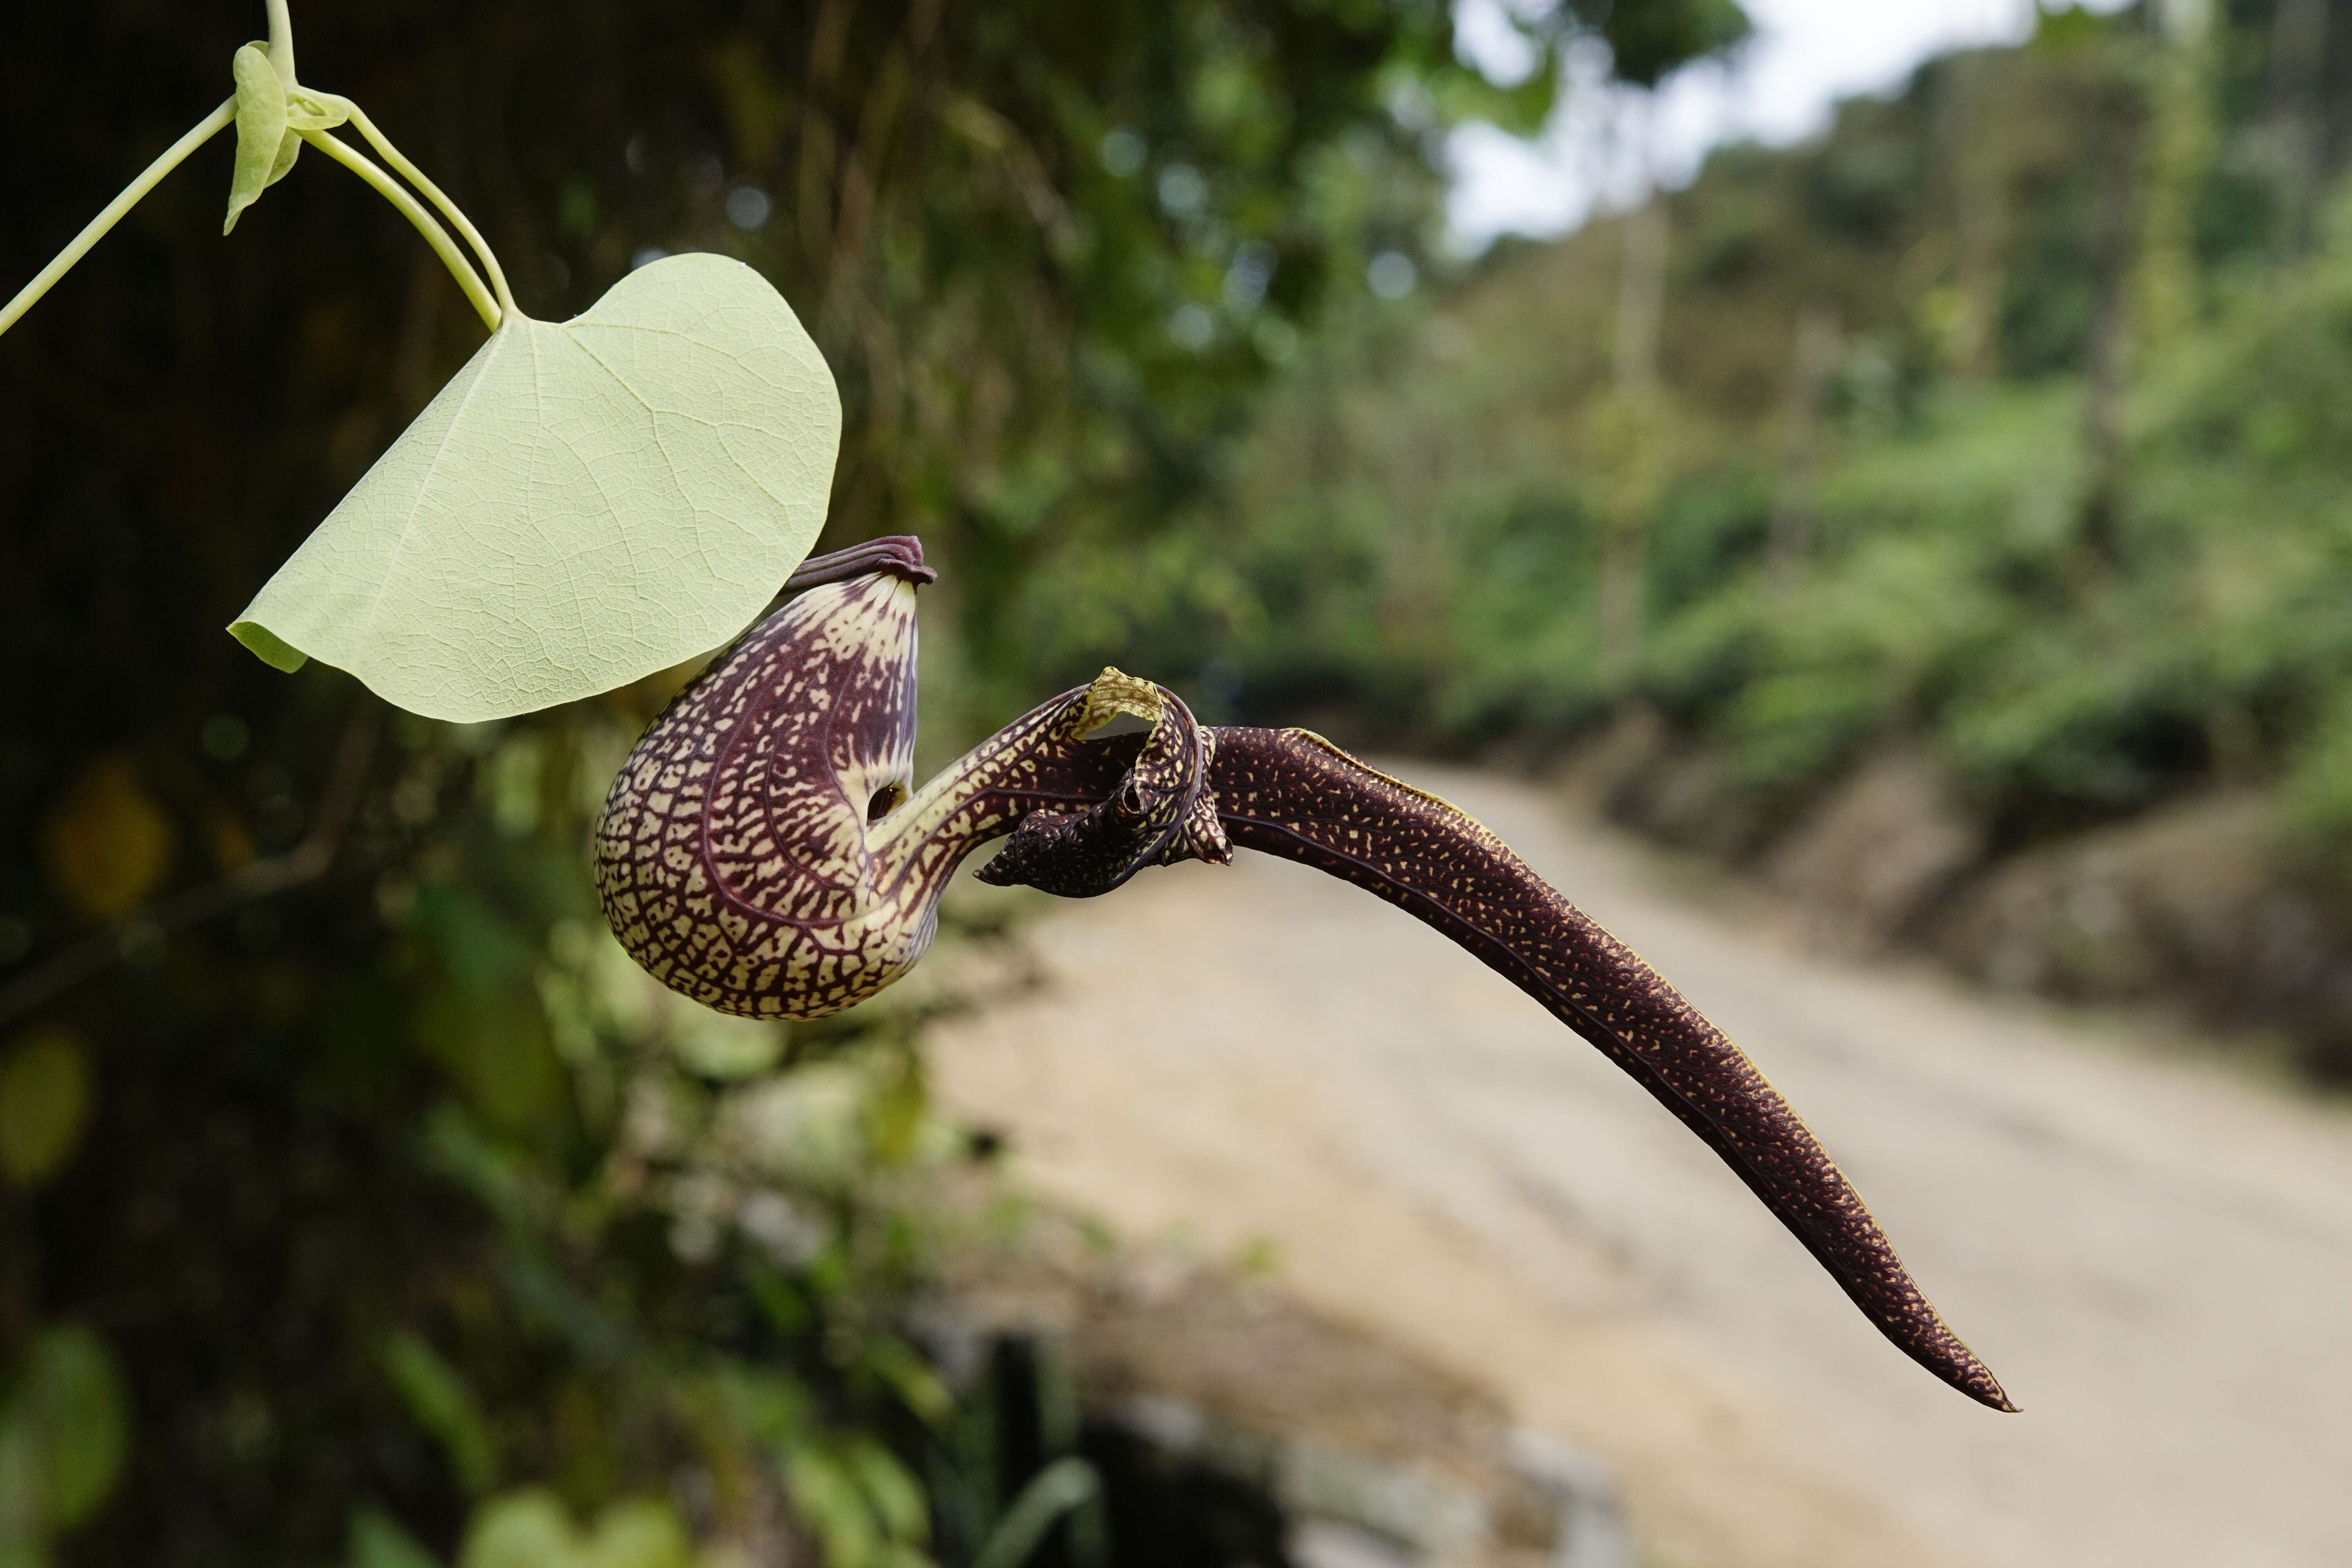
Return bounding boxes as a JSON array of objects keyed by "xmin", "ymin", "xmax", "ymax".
[{"xmin": 1169, "ymin": 0, "xmax": 2352, "ymax": 1078}]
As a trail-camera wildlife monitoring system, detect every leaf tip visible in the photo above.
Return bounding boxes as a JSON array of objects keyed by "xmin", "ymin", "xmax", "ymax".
[{"xmin": 229, "ymin": 620, "xmax": 310, "ymax": 673}]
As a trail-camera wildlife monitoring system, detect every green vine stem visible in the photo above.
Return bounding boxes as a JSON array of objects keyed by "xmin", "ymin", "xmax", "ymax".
[
  {"xmin": 1, "ymin": 2, "xmax": 517, "ymax": 345},
  {"xmin": 299, "ymin": 129, "xmax": 504, "ymax": 332},
  {"xmin": 265, "ymin": 0, "xmax": 297, "ymax": 85},
  {"xmin": 0, "ymin": 100, "xmax": 236, "ymax": 339},
  {"xmin": 316, "ymin": 95, "xmax": 518, "ymax": 321}
]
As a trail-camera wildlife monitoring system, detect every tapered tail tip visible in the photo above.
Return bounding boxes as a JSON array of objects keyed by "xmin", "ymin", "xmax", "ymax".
[
  {"xmin": 1932, "ymin": 1345, "xmax": 2017, "ymax": 1412},
  {"xmin": 1966, "ymin": 1372, "xmax": 2020, "ymax": 1414}
]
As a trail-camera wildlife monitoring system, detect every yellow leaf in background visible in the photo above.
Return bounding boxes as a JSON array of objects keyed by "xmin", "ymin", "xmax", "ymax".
[
  {"xmin": 0, "ymin": 1030, "xmax": 92, "ymax": 1188},
  {"xmin": 41, "ymin": 756, "xmax": 174, "ymax": 922}
]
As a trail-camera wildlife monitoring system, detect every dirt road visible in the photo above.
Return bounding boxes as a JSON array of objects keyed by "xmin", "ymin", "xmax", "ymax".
[{"xmin": 924, "ymin": 764, "xmax": 2352, "ymax": 1568}]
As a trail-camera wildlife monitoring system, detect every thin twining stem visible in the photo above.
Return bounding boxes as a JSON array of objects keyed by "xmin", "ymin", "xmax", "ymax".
[
  {"xmin": 300, "ymin": 129, "xmax": 503, "ymax": 332},
  {"xmin": 265, "ymin": 0, "xmax": 298, "ymax": 85},
  {"xmin": 322, "ymin": 97, "xmax": 517, "ymax": 321},
  {"xmin": 0, "ymin": 99, "xmax": 236, "ymax": 340}
]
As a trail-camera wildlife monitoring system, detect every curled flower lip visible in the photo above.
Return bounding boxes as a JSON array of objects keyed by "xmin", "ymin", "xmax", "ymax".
[{"xmin": 593, "ymin": 537, "xmax": 2016, "ymax": 1413}]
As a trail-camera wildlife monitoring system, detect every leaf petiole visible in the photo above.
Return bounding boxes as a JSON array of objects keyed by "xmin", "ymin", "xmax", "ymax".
[
  {"xmin": 2, "ymin": 4, "xmax": 518, "ymax": 345},
  {"xmin": 0, "ymin": 99, "xmax": 236, "ymax": 341},
  {"xmin": 264, "ymin": 0, "xmax": 297, "ymax": 85},
  {"xmin": 310, "ymin": 95, "xmax": 517, "ymax": 321},
  {"xmin": 298, "ymin": 129, "xmax": 504, "ymax": 332}
]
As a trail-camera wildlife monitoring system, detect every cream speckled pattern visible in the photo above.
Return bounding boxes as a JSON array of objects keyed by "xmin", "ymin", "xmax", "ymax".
[{"xmin": 593, "ymin": 540, "xmax": 1224, "ymax": 1016}]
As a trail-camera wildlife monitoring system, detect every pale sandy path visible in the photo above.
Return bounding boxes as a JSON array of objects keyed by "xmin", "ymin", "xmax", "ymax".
[{"xmin": 925, "ymin": 764, "xmax": 2352, "ymax": 1568}]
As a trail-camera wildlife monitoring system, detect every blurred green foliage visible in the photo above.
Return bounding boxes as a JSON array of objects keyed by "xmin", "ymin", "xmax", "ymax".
[
  {"xmin": 0, "ymin": 1325, "xmax": 129, "ymax": 1568},
  {"xmin": 1059, "ymin": 3, "xmax": 2352, "ymax": 858},
  {"xmin": 938, "ymin": 0, "xmax": 2352, "ymax": 1081},
  {"xmin": 0, "ymin": 0, "xmax": 1744, "ymax": 1562}
]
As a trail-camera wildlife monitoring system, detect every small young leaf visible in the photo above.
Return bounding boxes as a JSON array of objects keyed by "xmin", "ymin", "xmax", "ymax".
[
  {"xmin": 41, "ymin": 756, "xmax": 175, "ymax": 922},
  {"xmin": 268, "ymin": 125, "xmax": 301, "ymax": 189},
  {"xmin": 284, "ymin": 90, "xmax": 351, "ymax": 134},
  {"xmin": 224, "ymin": 43, "xmax": 293, "ymax": 234},
  {"xmin": 229, "ymin": 253, "xmax": 841, "ymax": 722}
]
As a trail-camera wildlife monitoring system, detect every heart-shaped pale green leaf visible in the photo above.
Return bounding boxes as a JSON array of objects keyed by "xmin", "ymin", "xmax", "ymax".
[
  {"xmin": 230, "ymin": 253, "xmax": 841, "ymax": 721},
  {"xmin": 224, "ymin": 42, "xmax": 298, "ymax": 234}
]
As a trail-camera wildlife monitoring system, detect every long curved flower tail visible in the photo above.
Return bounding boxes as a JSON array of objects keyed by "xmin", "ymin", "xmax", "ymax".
[
  {"xmin": 1202, "ymin": 725, "xmax": 2017, "ymax": 1413},
  {"xmin": 591, "ymin": 541, "xmax": 2011, "ymax": 1410}
]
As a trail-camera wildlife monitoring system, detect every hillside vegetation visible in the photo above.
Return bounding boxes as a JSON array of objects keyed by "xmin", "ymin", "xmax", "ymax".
[{"xmin": 1029, "ymin": 4, "xmax": 2352, "ymax": 1076}]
